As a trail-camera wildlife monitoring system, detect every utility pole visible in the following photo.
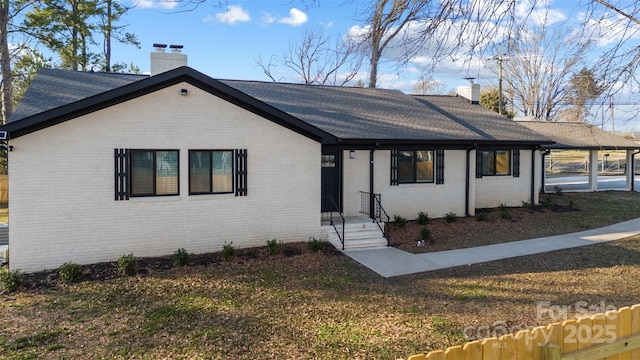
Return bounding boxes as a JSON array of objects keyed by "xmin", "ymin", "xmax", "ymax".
[{"xmin": 493, "ymin": 54, "xmax": 507, "ymax": 116}]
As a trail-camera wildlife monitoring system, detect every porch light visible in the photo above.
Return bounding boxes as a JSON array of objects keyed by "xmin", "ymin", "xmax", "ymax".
[
  {"xmin": 350, "ymin": 150, "xmax": 355, "ymax": 159},
  {"xmin": 179, "ymin": 88, "xmax": 189, "ymax": 96}
]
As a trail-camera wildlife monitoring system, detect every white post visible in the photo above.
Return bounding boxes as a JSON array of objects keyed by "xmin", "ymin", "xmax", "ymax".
[{"xmin": 589, "ymin": 150, "xmax": 599, "ymax": 191}]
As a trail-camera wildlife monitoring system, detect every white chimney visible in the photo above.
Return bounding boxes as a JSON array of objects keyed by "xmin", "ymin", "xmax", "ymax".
[
  {"xmin": 150, "ymin": 44, "xmax": 188, "ymax": 75},
  {"xmin": 457, "ymin": 84, "xmax": 481, "ymax": 104}
]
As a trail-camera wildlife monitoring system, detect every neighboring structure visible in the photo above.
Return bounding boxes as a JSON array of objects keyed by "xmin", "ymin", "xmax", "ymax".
[
  {"xmin": 1, "ymin": 49, "xmax": 554, "ymax": 272},
  {"xmin": 517, "ymin": 121, "xmax": 640, "ymax": 191}
]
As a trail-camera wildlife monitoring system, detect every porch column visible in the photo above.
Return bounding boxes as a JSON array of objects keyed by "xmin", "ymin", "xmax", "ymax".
[
  {"xmin": 588, "ymin": 150, "xmax": 599, "ymax": 192},
  {"xmin": 626, "ymin": 150, "xmax": 634, "ymax": 191}
]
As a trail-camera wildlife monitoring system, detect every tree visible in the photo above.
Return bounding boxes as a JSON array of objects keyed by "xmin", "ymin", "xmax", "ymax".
[
  {"xmin": 97, "ymin": 0, "xmax": 139, "ymax": 72},
  {"xmin": 562, "ymin": 68, "xmax": 603, "ymax": 122},
  {"xmin": 12, "ymin": 48, "xmax": 51, "ymax": 104},
  {"xmin": 412, "ymin": 75, "xmax": 445, "ymax": 94},
  {"xmin": 0, "ymin": 0, "xmax": 12, "ymax": 123},
  {"xmin": 480, "ymin": 88, "xmax": 514, "ymax": 119},
  {"xmin": 496, "ymin": 22, "xmax": 592, "ymax": 121},
  {"xmin": 256, "ymin": 28, "xmax": 363, "ymax": 86},
  {"xmin": 24, "ymin": 0, "xmax": 100, "ymax": 71}
]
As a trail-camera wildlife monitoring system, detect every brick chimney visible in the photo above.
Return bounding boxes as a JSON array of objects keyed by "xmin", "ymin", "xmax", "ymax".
[
  {"xmin": 457, "ymin": 83, "xmax": 481, "ymax": 105},
  {"xmin": 150, "ymin": 44, "xmax": 188, "ymax": 75}
]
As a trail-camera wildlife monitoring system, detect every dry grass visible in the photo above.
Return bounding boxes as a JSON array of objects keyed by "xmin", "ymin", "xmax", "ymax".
[{"xmin": 1, "ymin": 192, "xmax": 640, "ymax": 359}]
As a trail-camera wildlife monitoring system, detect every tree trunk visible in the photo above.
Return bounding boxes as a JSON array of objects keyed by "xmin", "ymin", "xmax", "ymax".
[
  {"xmin": 104, "ymin": 0, "xmax": 111, "ymax": 72},
  {"xmin": 0, "ymin": 0, "xmax": 12, "ymax": 124}
]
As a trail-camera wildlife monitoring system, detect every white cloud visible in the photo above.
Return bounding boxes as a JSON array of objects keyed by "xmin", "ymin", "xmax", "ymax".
[
  {"xmin": 213, "ymin": 5, "xmax": 251, "ymax": 25},
  {"xmin": 134, "ymin": 0, "xmax": 178, "ymax": 10},
  {"xmin": 278, "ymin": 8, "xmax": 308, "ymax": 27},
  {"xmin": 261, "ymin": 12, "xmax": 277, "ymax": 25}
]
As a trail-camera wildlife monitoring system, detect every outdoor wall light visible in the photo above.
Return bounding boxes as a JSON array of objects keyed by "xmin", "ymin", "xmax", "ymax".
[
  {"xmin": 350, "ymin": 150, "xmax": 355, "ymax": 159},
  {"xmin": 179, "ymin": 88, "xmax": 189, "ymax": 96}
]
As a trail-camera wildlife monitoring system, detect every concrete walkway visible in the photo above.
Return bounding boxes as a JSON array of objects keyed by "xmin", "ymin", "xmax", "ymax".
[{"xmin": 343, "ymin": 218, "xmax": 640, "ymax": 278}]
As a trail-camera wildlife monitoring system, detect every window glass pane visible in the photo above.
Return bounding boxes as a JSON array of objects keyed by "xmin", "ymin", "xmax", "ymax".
[
  {"xmin": 131, "ymin": 151, "xmax": 154, "ymax": 195},
  {"xmin": 190, "ymin": 151, "xmax": 211, "ymax": 193},
  {"xmin": 156, "ymin": 151, "xmax": 179, "ymax": 195},
  {"xmin": 482, "ymin": 151, "xmax": 495, "ymax": 176},
  {"xmin": 495, "ymin": 150, "xmax": 511, "ymax": 175},
  {"xmin": 415, "ymin": 150, "xmax": 434, "ymax": 182},
  {"xmin": 321, "ymin": 154, "xmax": 336, "ymax": 168},
  {"xmin": 397, "ymin": 151, "xmax": 414, "ymax": 183},
  {"xmin": 212, "ymin": 151, "xmax": 233, "ymax": 193}
]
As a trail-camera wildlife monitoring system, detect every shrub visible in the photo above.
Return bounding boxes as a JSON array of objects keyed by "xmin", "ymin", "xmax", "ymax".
[
  {"xmin": 221, "ymin": 242, "xmax": 237, "ymax": 261},
  {"xmin": 307, "ymin": 237, "xmax": 325, "ymax": 253},
  {"xmin": 475, "ymin": 212, "xmax": 489, "ymax": 221},
  {"xmin": 420, "ymin": 227, "xmax": 431, "ymax": 241},
  {"xmin": 117, "ymin": 253, "xmax": 138, "ymax": 275},
  {"xmin": 59, "ymin": 262, "xmax": 84, "ymax": 283},
  {"xmin": 499, "ymin": 203, "xmax": 512, "ymax": 220},
  {"xmin": 266, "ymin": 239, "xmax": 282, "ymax": 255},
  {"xmin": 393, "ymin": 214, "xmax": 407, "ymax": 228},
  {"xmin": 0, "ymin": 269, "xmax": 24, "ymax": 292},
  {"xmin": 174, "ymin": 248, "xmax": 190, "ymax": 267},
  {"xmin": 553, "ymin": 186, "xmax": 564, "ymax": 196},
  {"xmin": 416, "ymin": 212, "xmax": 430, "ymax": 225},
  {"xmin": 444, "ymin": 212, "xmax": 457, "ymax": 223}
]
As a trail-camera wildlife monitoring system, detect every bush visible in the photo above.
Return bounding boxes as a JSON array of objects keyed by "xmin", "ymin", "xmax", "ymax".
[
  {"xmin": 444, "ymin": 212, "xmax": 457, "ymax": 223},
  {"xmin": 307, "ymin": 238, "xmax": 325, "ymax": 253},
  {"xmin": 475, "ymin": 212, "xmax": 489, "ymax": 221},
  {"xmin": 499, "ymin": 203, "xmax": 512, "ymax": 220},
  {"xmin": 0, "ymin": 269, "xmax": 24, "ymax": 292},
  {"xmin": 393, "ymin": 214, "xmax": 407, "ymax": 228},
  {"xmin": 266, "ymin": 239, "xmax": 282, "ymax": 255},
  {"xmin": 553, "ymin": 186, "xmax": 564, "ymax": 196},
  {"xmin": 174, "ymin": 248, "xmax": 190, "ymax": 267},
  {"xmin": 117, "ymin": 253, "xmax": 138, "ymax": 276},
  {"xmin": 420, "ymin": 227, "xmax": 431, "ymax": 241},
  {"xmin": 221, "ymin": 242, "xmax": 237, "ymax": 261},
  {"xmin": 416, "ymin": 212, "xmax": 430, "ymax": 225},
  {"xmin": 59, "ymin": 262, "xmax": 84, "ymax": 283}
]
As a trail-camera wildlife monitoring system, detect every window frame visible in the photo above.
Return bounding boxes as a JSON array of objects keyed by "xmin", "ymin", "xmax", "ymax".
[
  {"xmin": 396, "ymin": 150, "xmax": 435, "ymax": 184},
  {"xmin": 481, "ymin": 149, "xmax": 512, "ymax": 176},
  {"xmin": 129, "ymin": 149, "xmax": 180, "ymax": 197},
  {"xmin": 188, "ymin": 149, "xmax": 235, "ymax": 195}
]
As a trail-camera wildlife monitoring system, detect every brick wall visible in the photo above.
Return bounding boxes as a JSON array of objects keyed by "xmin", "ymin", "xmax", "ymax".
[{"xmin": 8, "ymin": 82, "xmax": 323, "ymax": 272}]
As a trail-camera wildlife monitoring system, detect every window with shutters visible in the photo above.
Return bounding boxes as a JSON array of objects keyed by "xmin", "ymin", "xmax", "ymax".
[
  {"xmin": 391, "ymin": 149, "xmax": 444, "ymax": 185},
  {"xmin": 130, "ymin": 150, "xmax": 179, "ymax": 196},
  {"xmin": 189, "ymin": 150, "xmax": 234, "ymax": 194},
  {"xmin": 478, "ymin": 150, "xmax": 512, "ymax": 177}
]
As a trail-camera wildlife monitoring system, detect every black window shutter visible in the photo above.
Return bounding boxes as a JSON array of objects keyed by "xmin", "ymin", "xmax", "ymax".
[
  {"xmin": 114, "ymin": 148, "xmax": 129, "ymax": 200},
  {"xmin": 435, "ymin": 149, "xmax": 445, "ymax": 184},
  {"xmin": 475, "ymin": 150, "xmax": 483, "ymax": 178},
  {"xmin": 235, "ymin": 149, "xmax": 247, "ymax": 196},
  {"xmin": 513, "ymin": 149, "xmax": 520, "ymax": 178},
  {"xmin": 390, "ymin": 149, "xmax": 399, "ymax": 186}
]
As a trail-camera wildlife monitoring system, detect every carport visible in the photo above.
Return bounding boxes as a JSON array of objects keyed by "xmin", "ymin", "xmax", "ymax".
[{"xmin": 517, "ymin": 121, "xmax": 640, "ymax": 192}]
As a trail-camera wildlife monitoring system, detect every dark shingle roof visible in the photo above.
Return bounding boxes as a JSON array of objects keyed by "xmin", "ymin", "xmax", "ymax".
[
  {"xmin": 413, "ymin": 95, "xmax": 552, "ymax": 142},
  {"xmin": 220, "ymin": 80, "xmax": 485, "ymax": 141},
  {"xmin": 5, "ymin": 67, "xmax": 554, "ymax": 147},
  {"xmin": 10, "ymin": 68, "xmax": 147, "ymax": 123},
  {"xmin": 517, "ymin": 121, "xmax": 640, "ymax": 149}
]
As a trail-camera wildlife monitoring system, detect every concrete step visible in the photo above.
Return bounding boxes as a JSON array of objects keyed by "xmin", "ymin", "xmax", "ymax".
[{"xmin": 326, "ymin": 220, "xmax": 387, "ymax": 251}]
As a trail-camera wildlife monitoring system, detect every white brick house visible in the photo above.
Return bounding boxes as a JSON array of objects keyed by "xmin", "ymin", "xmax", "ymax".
[{"xmin": 1, "ymin": 51, "xmax": 554, "ymax": 272}]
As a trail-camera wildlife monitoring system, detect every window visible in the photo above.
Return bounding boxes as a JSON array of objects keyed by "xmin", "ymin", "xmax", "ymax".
[
  {"xmin": 130, "ymin": 150, "xmax": 179, "ymax": 196},
  {"xmin": 189, "ymin": 150, "xmax": 234, "ymax": 194},
  {"xmin": 481, "ymin": 150, "xmax": 511, "ymax": 176},
  {"xmin": 397, "ymin": 150, "xmax": 434, "ymax": 183}
]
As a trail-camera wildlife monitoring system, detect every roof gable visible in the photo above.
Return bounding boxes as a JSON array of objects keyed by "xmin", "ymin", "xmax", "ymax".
[
  {"xmin": 3, "ymin": 67, "xmax": 334, "ymax": 142},
  {"xmin": 517, "ymin": 121, "xmax": 640, "ymax": 150}
]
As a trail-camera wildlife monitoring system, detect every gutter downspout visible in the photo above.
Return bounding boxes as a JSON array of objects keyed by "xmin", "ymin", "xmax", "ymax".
[
  {"xmin": 530, "ymin": 147, "xmax": 538, "ymax": 204},
  {"xmin": 465, "ymin": 147, "xmax": 472, "ymax": 217},
  {"xmin": 369, "ymin": 148, "xmax": 375, "ymax": 220},
  {"xmin": 632, "ymin": 150, "xmax": 640, "ymax": 192},
  {"xmin": 541, "ymin": 149, "xmax": 551, "ymax": 194}
]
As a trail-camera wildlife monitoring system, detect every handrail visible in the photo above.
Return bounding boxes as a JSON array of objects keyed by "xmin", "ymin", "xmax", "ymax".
[
  {"xmin": 359, "ymin": 191, "xmax": 390, "ymax": 246},
  {"xmin": 322, "ymin": 196, "xmax": 345, "ymax": 251}
]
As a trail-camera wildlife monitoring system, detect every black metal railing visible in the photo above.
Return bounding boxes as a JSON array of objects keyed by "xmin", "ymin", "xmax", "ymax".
[
  {"xmin": 359, "ymin": 191, "xmax": 391, "ymax": 245},
  {"xmin": 322, "ymin": 196, "xmax": 345, "ymax": 251}
]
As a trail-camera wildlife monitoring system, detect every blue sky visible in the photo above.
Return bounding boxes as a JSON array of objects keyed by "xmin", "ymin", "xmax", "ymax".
[{"xmin": 94, "ymin": 1, "xmax": 639, "ymax": 131}]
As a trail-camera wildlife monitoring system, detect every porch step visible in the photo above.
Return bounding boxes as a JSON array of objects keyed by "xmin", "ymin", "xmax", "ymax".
[{"xmin": 325, "ymin": 219, "xmax": 387, "ymax": 251}]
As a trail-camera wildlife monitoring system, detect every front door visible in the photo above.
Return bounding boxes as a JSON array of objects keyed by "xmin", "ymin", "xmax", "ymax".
[{"xmin": 321, "ymin": 152, "xmax": 341, "ymax": 212}]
